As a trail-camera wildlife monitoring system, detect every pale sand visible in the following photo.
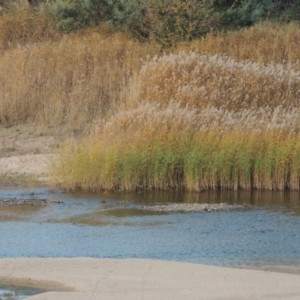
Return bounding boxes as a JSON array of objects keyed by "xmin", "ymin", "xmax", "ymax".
[
  {"xmin": 0, "ymin": 154, "xmax": 55, "ymax": 176},
  {"xmin": 0, "ymin": 258, "xmax": 300, "ymax": 300},
  {"xmin": 0, "ymin": 125, "xmax": 62, "ymax": 182}
]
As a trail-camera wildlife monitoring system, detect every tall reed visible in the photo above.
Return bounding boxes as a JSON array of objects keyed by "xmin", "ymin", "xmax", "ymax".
[
  {"xmin": 0, "ymin": 31, "xmax": 157, "ymax": 127},
  {"xmin": 0, "ymin": 7, "xmax": 60, "ymax": 53},
  {"xmin": 53, "ymin": 103, "xmax": 300, "ymax": 191},
  {"xmin": 188, "ymin": 22, "xmax": 300, "ymax": 68},
  {"xmin": 52, "ymin": 44, "xmax": 300, "ymax": 191},
  {"xmin": 125, "ymin": 51, "xmax": 300, "ymax": 111}
]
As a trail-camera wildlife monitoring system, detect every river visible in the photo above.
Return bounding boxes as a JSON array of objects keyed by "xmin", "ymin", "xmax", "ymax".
[{"xmin": 0, "ymin": 188, "xmax": 300, "ymax": 267}]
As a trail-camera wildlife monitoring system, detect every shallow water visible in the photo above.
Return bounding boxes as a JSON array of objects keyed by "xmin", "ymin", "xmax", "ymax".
[
  {"xmin": 0, "ymin": 285, "xmax": 46, "ymax": 300},
  {"xmin": 0, "ymin": 188, "xmax": 300, "ymax": 267}
]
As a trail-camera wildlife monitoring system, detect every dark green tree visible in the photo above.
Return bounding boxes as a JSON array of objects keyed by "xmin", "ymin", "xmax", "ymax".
[{"xmin": 47, "ymin": 0, "xmax": 112, "ymax": 32}]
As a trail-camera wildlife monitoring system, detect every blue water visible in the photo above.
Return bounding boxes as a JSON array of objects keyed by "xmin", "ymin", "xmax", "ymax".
[{"xmin": 0, "ymin": 188, "xmax": 300, "ymax": 267}]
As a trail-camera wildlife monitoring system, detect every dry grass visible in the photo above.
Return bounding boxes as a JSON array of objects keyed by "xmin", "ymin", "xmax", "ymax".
[
  {"xmin": 0, "ymin": 30, "xmax": 158, "ymax": 128},
  {"xmin": 125, "ymin": 51, "xmax": 300, "ymax": 111},
  {"xmin": 0, "ymin": 6, "xmax": 158, "ymax": 127},
  {"xmin": 188, "ymin": 22, "xmax": 300, "ymax": 67},
  {"xmin": 0, "ymin": 6, "xmax": 60, "ymax": 53}
]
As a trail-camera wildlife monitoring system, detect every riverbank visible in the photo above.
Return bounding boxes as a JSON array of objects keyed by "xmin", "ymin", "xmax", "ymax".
[
  {"xmin": 1, "ymin": 128, "xmax": 300, "ymax": 299},
  {"xmin": 0, "ymin": 258, "xmax": 300, "ymax": 300},
  {"xmin": 0, "ymin": 125, "xmax": 64, "ymax": 187}
]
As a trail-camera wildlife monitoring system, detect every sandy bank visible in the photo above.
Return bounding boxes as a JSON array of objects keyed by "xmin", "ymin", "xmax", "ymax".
[
  {"xmin": 0, "ymin": 154, "xmax": 55, "ymax": 176},
  {"xmin": 0, "ymin": 258, "xmax": 300, "ymax": 300},
  {"xmin": 0, "ymin": 125, "xmax": 65, "ymax": 186}
]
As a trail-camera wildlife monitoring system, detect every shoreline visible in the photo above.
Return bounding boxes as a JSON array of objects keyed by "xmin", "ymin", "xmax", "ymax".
[
  {"xmin": 238, "ymin": 265, "xmax": 300, "ymax": 275},
  {"xmin": 0, "ymin": 258, "xmax": 300, "ymax": 300},
  {"xmin": 0, "ymin": 134, "xmax": 299, "ymax": 299}
]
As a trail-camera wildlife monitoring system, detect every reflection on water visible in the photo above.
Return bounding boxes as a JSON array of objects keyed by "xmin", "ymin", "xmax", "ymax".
[
  {"xmin": 100, "ymin": 190, "xmax": 300, "ymax": 211},
  {"xmin": 69, "ymin": 189, "xmax": 300, "ymax": 212},
  {"xmin": 0, "ymin": 188, "xmax": 300, "ymax": 267}
]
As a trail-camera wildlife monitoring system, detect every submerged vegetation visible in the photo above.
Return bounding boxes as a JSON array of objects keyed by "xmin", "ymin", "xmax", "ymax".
[{"xmin": 2, "ymin": 1, "xmax": 300, "ymax": 191}]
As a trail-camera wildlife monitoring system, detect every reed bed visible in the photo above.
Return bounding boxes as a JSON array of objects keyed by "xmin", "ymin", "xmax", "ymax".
[
  {"xmin": 188, "ymin": 22, "xmax": 300, "ymax": 67},
  {"xmin": 0, "ymin": 31, "xmax": 157, "ymax": 127},
  {"xmin": 0, "ymin": 7, "xmax": 60, "ymax": 53},
  {"xmin": 53, "ymin": 46, "xmax": 300, "ymax": 191},
  {"xmin": 53, "ymin": 103, "xmax": 300, "ymax": 191},
  {"xmin": 125, "ymin": 51, "xmax": 300, "ymax": 111}
]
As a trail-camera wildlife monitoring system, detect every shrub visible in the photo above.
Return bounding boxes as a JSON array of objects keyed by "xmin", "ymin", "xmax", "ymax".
[
  {"xmin": 47, "ymin": 0, "xmax": 147, "ymax": 35},
  {"xmin": 143, "ymin": 0, "xmax": 216, "ymax": 47},
  {"xmin": 46, "ymin": 0, "xmax": 300, "ymax": 46},
  {"xmin": 47, "ymin": 0, "xmax": 111, "ymax": 32},
  {"xmin": 107, "ymin": 0, "xmax": 148, "ymax": 39}
]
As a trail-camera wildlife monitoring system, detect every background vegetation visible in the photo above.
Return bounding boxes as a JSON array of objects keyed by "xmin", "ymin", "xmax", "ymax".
[
  {"xmin": 1, "ymin": 0, "xmax": 300, "ymax": 191},
  {"xmin": 1, "ymin": 0, "xmax": 298, "ymax": 45}
]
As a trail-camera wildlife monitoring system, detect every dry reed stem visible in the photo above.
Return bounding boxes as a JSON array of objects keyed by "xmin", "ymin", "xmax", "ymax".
[
  {"xmin": 125, "ymin": 51, "xmax": 300, "ymax": 111},
  {"xmin": 0, "ymin": 31, "xmax": 157, "ymax": 127},
  {"xmin": 188, "ymin": 22, "xmax": 300, "ymax": 68},
  {"xmin": 0, "ymin": 7, "xmax": 60, "ymax": 53}
]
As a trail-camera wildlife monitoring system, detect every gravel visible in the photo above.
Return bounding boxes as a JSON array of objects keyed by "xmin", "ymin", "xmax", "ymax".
[
  {"xmin": 137, "ymin": 203, "xmax": 254, "ymax": 213},
  {"xmin": 0, "ymin": 198, "xmax": 63, "ymax": 206}
]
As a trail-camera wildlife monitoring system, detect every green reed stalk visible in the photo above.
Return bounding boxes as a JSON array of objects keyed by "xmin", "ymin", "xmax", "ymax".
[{"xmin": 52, "ymin": 129, "xmax": 300, "ymax": 192}]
